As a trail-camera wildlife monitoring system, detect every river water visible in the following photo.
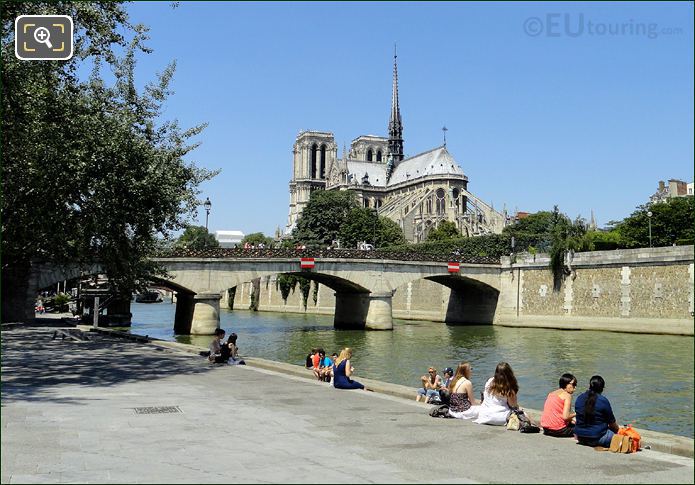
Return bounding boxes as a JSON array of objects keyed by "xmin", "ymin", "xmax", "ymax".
[{"xmin": 130, "ymin": 301, "xmax": 693, "ymax": 438}]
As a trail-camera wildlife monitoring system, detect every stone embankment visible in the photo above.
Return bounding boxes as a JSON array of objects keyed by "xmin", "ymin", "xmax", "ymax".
[{"xmin": 2, "ymin": 324, "xmax": 693, "ymax": 484}]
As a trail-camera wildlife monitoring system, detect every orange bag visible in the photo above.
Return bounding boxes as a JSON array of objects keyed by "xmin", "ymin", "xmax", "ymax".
[{"xmin": 618, "ymin": 425, "xmax": 641, "ymax": 452}]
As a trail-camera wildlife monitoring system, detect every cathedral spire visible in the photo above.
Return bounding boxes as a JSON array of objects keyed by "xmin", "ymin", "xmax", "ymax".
[{"xmin": 388, "ymin": 45, "xmax": 404, "ymax": 162}]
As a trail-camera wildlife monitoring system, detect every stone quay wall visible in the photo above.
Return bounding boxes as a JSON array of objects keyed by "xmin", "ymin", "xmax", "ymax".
[
  {"xmin": 228, "ymin": 246, "xmax": 694, "ymax": 335},
  {"xmin": 495, "ymin": 245, "xmax": 694, "ymax": 335}
]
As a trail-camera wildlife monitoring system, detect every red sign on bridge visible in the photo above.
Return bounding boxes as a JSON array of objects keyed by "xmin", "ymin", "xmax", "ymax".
[
  {"xmin": 447, "ymin": 262, "xmax": 460, "ymax": 273},
  {"xmin": 300, "ymin": 258, "xmax": 315, "ymax": 269}
]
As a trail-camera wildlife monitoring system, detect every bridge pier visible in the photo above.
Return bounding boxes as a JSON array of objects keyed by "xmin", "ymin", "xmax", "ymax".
[
  {"xmin": 364, "ymin": 292, "xmax": 393, "ymax": 331},
  {"xmin": 173, "ymin": 293, "xmax": 195, "ymax": 334},
  {"xmin": 333, "ymin": 292, "xmax": 393, "ymax": 331},
  {"xmin": 190, "ymin": 292, "xmax": 221, "ymax": 335}
]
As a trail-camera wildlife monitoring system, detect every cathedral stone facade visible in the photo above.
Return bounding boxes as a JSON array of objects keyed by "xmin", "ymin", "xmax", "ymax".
[{"xmin": 286, "ymin": 54, "xmax": 507, "ymax": 243}]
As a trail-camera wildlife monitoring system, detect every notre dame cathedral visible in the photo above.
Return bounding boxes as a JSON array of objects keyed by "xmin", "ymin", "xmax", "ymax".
[{"xmin": 285, "ymin": 53, "xmax": 508, "ymax": 243}]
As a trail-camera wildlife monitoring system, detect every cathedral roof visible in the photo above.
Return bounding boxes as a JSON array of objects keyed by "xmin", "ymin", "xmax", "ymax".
[
  {"xmin": 346, "ymin": 160, "xmax": 387, "ymax": 186},
  {"xmin": 343, "ymin": 146, "xmax": 466, "ymax": 188},
  {"xmin": 387, "ymin": 146, "xmax": 466, "ymax": 186}
]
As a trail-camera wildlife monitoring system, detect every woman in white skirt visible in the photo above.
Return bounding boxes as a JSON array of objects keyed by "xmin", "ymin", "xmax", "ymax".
[
  {"xmin": 474, "ymin": 362, "xmax": 519, "ymax": 426},
  {"xmin": 448, "ymin": 362, "xmax": 481, "ymax": 419}
]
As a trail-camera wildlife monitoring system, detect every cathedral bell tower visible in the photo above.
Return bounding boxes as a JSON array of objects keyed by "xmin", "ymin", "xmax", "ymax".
[{"xmin": 387, "ymin": 47, "xmax": 404, "ymax": 163}]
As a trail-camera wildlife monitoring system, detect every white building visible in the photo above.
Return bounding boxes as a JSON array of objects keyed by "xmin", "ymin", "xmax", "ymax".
[{"xmin": 215, "ymin": 230, "xmax": 244, "ymax": 248}]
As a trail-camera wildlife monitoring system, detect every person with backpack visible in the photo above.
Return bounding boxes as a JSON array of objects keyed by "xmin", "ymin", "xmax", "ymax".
[
  {"xmin": 540, "ymin": 373, "xmax": 578, "ymax": 437},
  {"xmin": 574, "ymin": 375, "xmax": 620, "ymax": 447}
]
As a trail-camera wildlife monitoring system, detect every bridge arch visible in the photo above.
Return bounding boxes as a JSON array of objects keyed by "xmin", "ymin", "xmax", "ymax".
[{"xmin": 424, "ymin": 275, "xmax": 500, "ymax": 324}]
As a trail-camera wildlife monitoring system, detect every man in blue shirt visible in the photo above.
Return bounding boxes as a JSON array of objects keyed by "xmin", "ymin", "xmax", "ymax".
[{"xmin": 313, "ymin": 349, "xmax": 333, "ymax": 381}]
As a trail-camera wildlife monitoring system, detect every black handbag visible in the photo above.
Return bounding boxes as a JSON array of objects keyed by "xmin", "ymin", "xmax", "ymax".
[{"xmin": 515, "ymin": 410, "xmax": 541, "ymax": 433}]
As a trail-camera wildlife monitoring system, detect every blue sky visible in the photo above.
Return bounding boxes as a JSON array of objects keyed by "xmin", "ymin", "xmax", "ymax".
[{"xmin": 122, "ymin": 1, "xmax": 693, "ymax": 236}]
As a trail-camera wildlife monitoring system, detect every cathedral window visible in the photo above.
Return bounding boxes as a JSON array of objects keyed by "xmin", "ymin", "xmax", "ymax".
[
  {"xmin": 310, "ymin": 144, "xmax": 318, "ymax": 179},
  {"xmin": 376, "ymin": 150, "xmax": 382, "ymax": 162},
  {"xmin": 436, "ymin": 188, "xmax": 446, "ymax": 215},
  {"xmin": 320, "ymin": 144, "xmax": 327, "ymax": 179},
  {"xmin": 367, "ymin": 149, "xmax": 373, "ymax": 161}
]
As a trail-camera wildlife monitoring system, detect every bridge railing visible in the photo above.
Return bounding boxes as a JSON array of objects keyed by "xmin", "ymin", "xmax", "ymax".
[{"xmin": 157, "ymin": 247, "xmax": 501, "ymax": 265}]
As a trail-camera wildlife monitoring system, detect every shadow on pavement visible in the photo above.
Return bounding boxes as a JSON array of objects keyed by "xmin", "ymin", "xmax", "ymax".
[{"xmin": 1, "ymin": 326, "xmax": 212, "ymax": 405}]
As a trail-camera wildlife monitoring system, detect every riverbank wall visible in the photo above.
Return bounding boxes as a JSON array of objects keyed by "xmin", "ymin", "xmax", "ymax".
[
  {"xmin": 496, "ymin": 245, "xmax": 694, "ymax": 335},
  {"xmin": 229, "ymin": 246, "xmax": 694, "ymax": 335}
]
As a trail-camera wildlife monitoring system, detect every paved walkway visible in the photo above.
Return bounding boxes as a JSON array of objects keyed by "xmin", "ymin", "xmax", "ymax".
[{"xmin": 1, "ymin": 326, "xmax": 693, "ymax": 484}]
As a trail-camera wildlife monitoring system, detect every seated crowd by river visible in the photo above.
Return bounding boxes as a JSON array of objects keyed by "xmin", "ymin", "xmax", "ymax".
[
  {"xmin": 416, "ymin": 361, "xmax": 635, "ymax": 449},
  {"xmin": 305, "ymin": 347, "xmax": 372, "ymax": 390},
  {"xmin": 208, "ymin": 334, "xmax": 636, "ymax": 450}
]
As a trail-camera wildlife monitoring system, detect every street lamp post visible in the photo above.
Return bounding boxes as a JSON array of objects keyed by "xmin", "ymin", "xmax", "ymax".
[
  {"xmin": 204, "ymin": 197, "xmax": 212, "ymax": 247},
  {"xmin": 647, "ymin": 211, "xmax": 653, "ymax": 248}
]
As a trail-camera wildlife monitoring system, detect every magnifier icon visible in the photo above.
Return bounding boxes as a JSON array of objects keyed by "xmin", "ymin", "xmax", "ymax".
[{"xmin": 33, "ymin": 27, "xmax": 53, "ymax": 49}]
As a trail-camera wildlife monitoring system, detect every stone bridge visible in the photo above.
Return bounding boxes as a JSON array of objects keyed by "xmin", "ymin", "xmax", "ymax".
[
  {"xmin": 21, "ymin": 246, "xmax": 694, "ymax": 336},
  {"xmin": 156, "ymin": 253, "xmax": 502, "ymax": 333},
  {"xmin": 23, "ymin": 249, "xmax": 503, "ymax": 334}
]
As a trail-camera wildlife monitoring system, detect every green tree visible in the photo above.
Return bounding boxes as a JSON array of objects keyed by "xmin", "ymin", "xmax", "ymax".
[
  {"xmin": 582, "ymin": 229, "xmax": 621, "ymax": 251},
  {"xmin": 1, "ymin": 2, "xmax": 216, "ymax": 321},
  {"xmin": 241, "ymin": 232, "xmax": 273, "ymax": 247},
  {"xmin": 338, "ymin": 208, "xmax": 406, "ymax": 248},
  {"xmin": 175, "ymin": 226, "xmax": 219, "ymax": 249},
  {"xmin": 503, "ymin": 210, "xmax": 568, "ymax": 252},
  {"xmin": 610, "ymin": 197, "xmax": 694, "ymax": 248},
  {"xmin": 503, "ymin": 207, "xmax": 587, "ymax": 291},
  {"xmin": 292, "ymin": 190, "xmax": 357, "ymax": 246},
  {"xmin": 377, "ymin": 216, "xmax": 407, "ymax": 247},
  {"xmin": 425, "ymin": 220, "xmax": 460, "ymax": 241}
]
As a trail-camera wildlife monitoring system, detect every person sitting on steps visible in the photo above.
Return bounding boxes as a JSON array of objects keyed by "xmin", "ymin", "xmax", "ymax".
[
  {"xmin": 540, "ymin": 373, "xmax": 578, "ymax": 437},
  {"xmin": 313, "ymin": 349, "xmax": 333, "ymax": 381},
  {"xmin": 332, "ymin": 348, "xmax": 370, "ymax": 391},
  {"xmin": 574, "ymin": 375, "xmax": 620, "ymax": 448},
  {"xmin": 225, "ymin": 332, "xmax": 246, "ymax": 365},
  {"xmin": 416, "ymin": 367, "xmax": 442, "ymax": 403},
  {"xmin": 208, "ymin": 328, "xmax": 227, "ymax": 364}
]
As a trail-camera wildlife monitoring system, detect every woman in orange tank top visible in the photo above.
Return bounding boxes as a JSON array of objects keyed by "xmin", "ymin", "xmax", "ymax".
[{"xmin": 540, "ymin": 373, "xmax": 577, "ymax": 438}]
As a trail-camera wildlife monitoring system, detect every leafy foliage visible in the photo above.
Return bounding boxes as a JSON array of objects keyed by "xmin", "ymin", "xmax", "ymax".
[
  {"xmin": 292, "ymin": 191, "xmax": 405, "ymax": 249},
  {"xmin": 383, "ymin": 234, "xmax": 514, "ymax": 259},
  {"xmin": 276, "ymin": 274, "xmax": 298, "ymax": 301},
  {"xmin": 609, "ymin": 197, "xmax": 694, "ymax": 248},
  {"xmin": 425, "ymin": 220, "xmax": 460, "ymax": 241},
  {"xmin": 338, "ymin": 208, "xmax": 406, "ymax": 249},
  {"xmin": 175, "ymin": 226, "xmax": 219, "ymax": 249},
  {"xmin": 241, "ymin": 232, "xmax": 273, "ymax": 247},
  {"xmin": 1, "ymin": 2, "xmax": 217, "ymax": 313},
  {"xmin": 292, "ymin": 190, "xmax": 357, "ymax": 247},
  {"xmin": 275, "ymin": 273, "xmax": 312, "ymax": 309}
]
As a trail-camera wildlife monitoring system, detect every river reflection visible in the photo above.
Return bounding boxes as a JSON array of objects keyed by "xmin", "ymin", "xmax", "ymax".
[{"xmin": 130, "ymin": 302, "xmax": 693, "ymax": 438}]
